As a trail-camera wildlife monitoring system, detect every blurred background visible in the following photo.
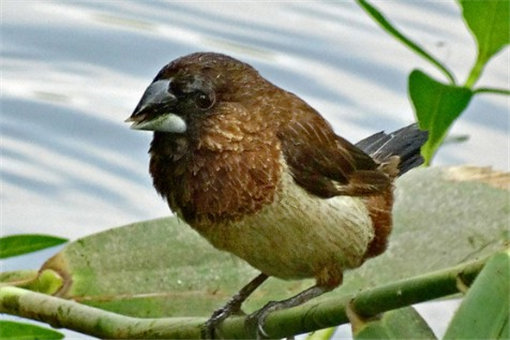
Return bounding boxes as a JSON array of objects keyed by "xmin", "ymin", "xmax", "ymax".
[{"xmin": 1, "ymin": 1, "xmax": 508, "ymax": 338}]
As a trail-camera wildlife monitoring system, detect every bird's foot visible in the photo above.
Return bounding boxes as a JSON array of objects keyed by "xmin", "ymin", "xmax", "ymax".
[
  {"xmin": 201, "ymin": 273, "xmax": 269, "ymax": 339},
  {"xmin": 245, "ymin": 284, "xmax": 330, "ymax": 339},
  {"xmin": 202, "ymin": 301, "xmax": 243, "ymax": 339},
  {"xmin": 245, "ymin": 300, "xmax": 278, "ymax": 339},
  {"xmin": 245, "ymin": 301, "xmax": 297, "ymax": 340}
]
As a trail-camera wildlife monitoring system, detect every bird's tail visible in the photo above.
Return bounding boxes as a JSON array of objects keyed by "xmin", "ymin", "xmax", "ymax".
[{"xmin": 355, "ymin": 123, "xmax": 428, "ymax": 176}]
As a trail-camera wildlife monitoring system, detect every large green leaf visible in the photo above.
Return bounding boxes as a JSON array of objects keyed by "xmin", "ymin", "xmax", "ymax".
[
  {"xmin": 0, "ymin": 234, "xmax": 67, "ymax": 259},
  {"xmin": 0, "ymin": 320, "xmax": 64, "ymax": 340},
  {"xmin": 3, "ymin": 167, "xmax": 508, "ymax": 319},
  {"xmin": 409, "ymin": 70, "xmax": 473, "ymax": 164},
  {"xmin": 41, "ymin": 218, "xmax": 305, "ymax": 318},
  {"xmin": 306, "ymin": 327, "xmax": 336, "ymax": 340},
  {"xmin": 354, "ymin": 306, "xmax": 436, "ymax": 339},
  {"xmin": 444, "ymin": 250, "xmax": 510, "ymax": 339},
  {"xmin": 459, "ymin": 0, "xmax": 509, "ymax": 62},
  {"xmin": 459, "ymin": 0, "xmax": 510, "ymax": 88},
  {"xmin": 0, "ymin": 269, "xmax": 63, "ymax": 296}
]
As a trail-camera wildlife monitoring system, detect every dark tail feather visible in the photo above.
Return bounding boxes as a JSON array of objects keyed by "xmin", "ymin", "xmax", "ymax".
[{"xmin": 355, "ymin": 123, "xmax": 428, "ymax": 176}]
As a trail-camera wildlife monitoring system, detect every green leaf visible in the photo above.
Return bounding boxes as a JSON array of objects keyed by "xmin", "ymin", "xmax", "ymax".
[
  {"xmin": 0, "ymin": 234, "xmax": 67, "ymax": 259},
  {"xmin": 354, "ymin": 306, "xmax": 436, "ymax": 339},
  {"xmin": 409, "ymin": 69, "xmax": 473, "ymax": 164},
  {"xmin": 444, "ymin": 251, "xmax": 510, "ymax": 339},
  {"xmin": 23, "ymin": 166, "xmax": 508, "ymax": 319},
  {"xmin": 0, "ymin": 269, "xmax": 62, "ymax": 296},
  {"xmin": 460, "ymin": 0, "xmax": 509, "ymax": 62},
  {"xmin": 356, "ymin": 0, "xmax": 456, "ymax": 84},
  {"xmin": 0, "ymin": 320, "xmax": 64, "ymax": 340},
  {"xmin": 0, "ymin": 270, "xmax": 39, "ymax": 286},
  {"xmin": 25, "ymin": 270, "xmax": 63, "ymax": 295},
  {"xmin": 460, "ymin": 0, "xmax": 510, "ymax": 87},
  {"xmin": 306, "ymin": 327, "xmax": 337, "ymax": 340},
  {"xmin": 41, "ymin": 217, "xmax": 303, "ymax": 318}
]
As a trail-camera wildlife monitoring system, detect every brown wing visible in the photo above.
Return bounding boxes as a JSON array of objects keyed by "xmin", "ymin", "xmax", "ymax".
[{"xmin": 277, "ymin": 113, "xmax": 391, "ymax": 198}]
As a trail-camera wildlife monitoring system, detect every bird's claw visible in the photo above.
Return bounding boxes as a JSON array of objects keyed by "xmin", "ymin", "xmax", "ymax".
[
  {"xmin": 201, "ymin": 309, "xmax": 224, "ymax": 339},
  {"xmin": 202, "ymin": 301, "xmax": 246, "ymax": 339},
  {"xmin": 245, "ymin": 301, "xmax": 277, "ymax": 339},
  {"xmin": 201, "ymin": 274, "xmax": 269, "ymax": 339},
  {"xmin": 201, "ymin": 305, "xmax": 235, "ymax": 339}
]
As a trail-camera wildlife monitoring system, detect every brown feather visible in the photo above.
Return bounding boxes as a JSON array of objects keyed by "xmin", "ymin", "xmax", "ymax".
[
  {"xmin": 150, "ymin": 101, "xmax": 281, "ymax": 226},
  {"xmin": 134, "ymin": 53, "xmax": 427, "ymax": 290},
  {"xmin": 363, "ymin": 188, "xmax": 394, "ymax": 258},
  {"xmin": 276, "ymin": 98, "xmax": 391, "ymax": 198}
]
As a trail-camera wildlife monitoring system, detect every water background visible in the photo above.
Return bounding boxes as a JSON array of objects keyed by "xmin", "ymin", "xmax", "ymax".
[{"xmin": 1, "ymin": 1, "xmax": 508, "ymax": 338}]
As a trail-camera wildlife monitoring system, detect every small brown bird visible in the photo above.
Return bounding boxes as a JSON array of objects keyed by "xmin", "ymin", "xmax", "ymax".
[{"xmin": 127, "ymin": 52, "xmax": 427, "ymax": 338}]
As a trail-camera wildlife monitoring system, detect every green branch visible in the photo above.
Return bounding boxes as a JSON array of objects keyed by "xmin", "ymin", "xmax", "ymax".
[
  {"xmin": 0, "ymin": 257, "xmax": 486, "ymax": 339},
  {"xmin": 0, "ymin": 285, "xmax": 203, "ymax": 339}
]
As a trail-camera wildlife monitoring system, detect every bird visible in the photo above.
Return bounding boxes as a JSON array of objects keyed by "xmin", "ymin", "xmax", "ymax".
[{"xmin": 126, "ymin": 52, "xmax": 428, "ymax": 338}]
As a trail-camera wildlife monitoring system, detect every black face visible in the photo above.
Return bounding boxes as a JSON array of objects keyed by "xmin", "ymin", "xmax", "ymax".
[
  {"xmin": 127, "ymin": 52, "xmax": 260, "ymax": 134},
  {"xmin": 127, "ymin": 71, "xmax": 218, "ymax": 134},
  {"xmin": 167, "ymin": 74, "xmax": 216, "ymax": 117}
]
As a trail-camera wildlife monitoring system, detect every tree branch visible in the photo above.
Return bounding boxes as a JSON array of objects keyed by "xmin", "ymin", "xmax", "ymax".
[
  {"xmin": 0, "ymin": 286, "xmax": 203, "ymax": 339},
  {"xmin": 0, "ymin": 257, "xmax": 486, "ymax": 339}
]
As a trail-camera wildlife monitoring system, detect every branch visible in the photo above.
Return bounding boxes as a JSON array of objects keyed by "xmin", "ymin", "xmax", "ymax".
[
  {"xmin": 0, "ymin": 286, "xmax": 203, "ymax": 339},
  {"xmin": 0, "ymin": 257, "xmax": 486, "ymax": 339},
  {"xmin": 218, "ymin": 257, "xmax": 484, "ymax": 338}
]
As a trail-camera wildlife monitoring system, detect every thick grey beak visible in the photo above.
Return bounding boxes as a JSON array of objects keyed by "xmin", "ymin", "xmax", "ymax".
[{"xmin": 126, "ymin": 79, "xmax": 187, "ymax": 133}]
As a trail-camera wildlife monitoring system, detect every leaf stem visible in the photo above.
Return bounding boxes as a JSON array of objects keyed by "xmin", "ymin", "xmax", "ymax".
[
  {"xmin": 356, "ymin": 0, "xmax": 456, "ymax": 84},
  {"xmin": 464, "ymin": 52, "xmax": 488, "ymax": 88},
  {"xmin": 473, "ymin": 87, "xmax": 510, "ymax": 96}
]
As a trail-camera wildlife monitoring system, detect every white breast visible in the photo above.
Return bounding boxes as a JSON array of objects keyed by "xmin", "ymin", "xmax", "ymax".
[{"xmin": 196, "ymin": 159, "xmax": 374, "ymax": 281}]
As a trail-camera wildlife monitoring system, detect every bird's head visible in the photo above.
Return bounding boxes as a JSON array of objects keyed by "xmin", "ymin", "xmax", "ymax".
[{"xmin": 126, "ymin": 52, "xmax": 272, "ymax": 137}]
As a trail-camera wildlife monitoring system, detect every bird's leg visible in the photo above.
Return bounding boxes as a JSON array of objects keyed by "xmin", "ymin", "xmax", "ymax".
[
  {"xmin": 202, "ymin": 272, "xmax": 268, "ymax": 339},
  {"xmin": 245, "ymin": 284, "xmax": 332, "ymax": 339}
]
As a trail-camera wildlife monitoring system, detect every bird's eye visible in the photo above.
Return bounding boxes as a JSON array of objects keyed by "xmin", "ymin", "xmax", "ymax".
[{"xmin": 195, "ymin": 91, "xmax": 215, "ymax": 110}]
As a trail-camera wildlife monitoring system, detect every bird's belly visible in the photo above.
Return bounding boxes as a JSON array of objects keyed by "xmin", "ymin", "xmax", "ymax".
[{"xmin": 193, "ymin": 170, "xmax": 374, "ymax": 281}]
